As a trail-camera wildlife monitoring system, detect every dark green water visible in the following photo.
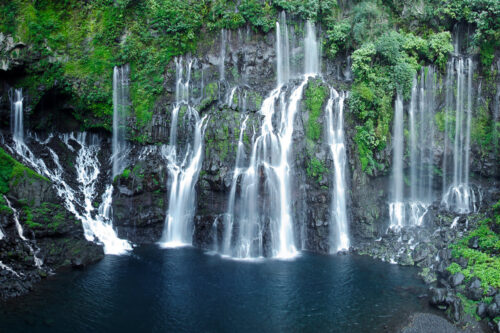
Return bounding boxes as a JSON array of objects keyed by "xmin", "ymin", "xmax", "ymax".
[{"xmin": 0, "ymin": 246, "xmax": 438, "ymax": 332}]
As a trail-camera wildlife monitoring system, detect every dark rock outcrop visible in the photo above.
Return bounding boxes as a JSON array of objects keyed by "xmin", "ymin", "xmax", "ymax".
[{"xmin": 0, "ymin": 146, "xmax": 104, "ymax": 299}]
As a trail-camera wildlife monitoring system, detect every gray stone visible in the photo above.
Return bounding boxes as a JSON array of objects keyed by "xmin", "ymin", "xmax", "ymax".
[
  {"xmin": 477, "ymin": 302, "xmax": 487, "ymax": 318},
  {"xmin": 487, "ymin": 302, "xmax": 499, "ymax": 318},
  {"xmin": 451, "ymin": 272, "xmax": 465, "ymax": 287}
]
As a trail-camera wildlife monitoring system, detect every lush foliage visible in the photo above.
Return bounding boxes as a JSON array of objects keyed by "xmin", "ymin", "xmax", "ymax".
[
  {"xmin": 0, "ymin": 0, "xmax": 496, "ymax": 152},
  {"xmin": 0, "ymin": 148, "xmax": 46, "ymax": 195},
  {"xmin": 305, "ymin": 80, "xmax": 328, "ymax": 142},
  {"xmin": 322, "ymin": 0, "xmax": 457, "ymax": 174},
  {"xmin": 0, "ymin": 147, "xmax": 47, "ymax": 214},
  {"xmin": 306, "ymin": 156, "xmax": 328, "ymax": 184},
  {"xmin": 439, "ymin": 0, "xmax": 500, "ymax": 47},
  {"xmin": 447, "ymin": 208, "xmax": 500, "ymax": 290}
]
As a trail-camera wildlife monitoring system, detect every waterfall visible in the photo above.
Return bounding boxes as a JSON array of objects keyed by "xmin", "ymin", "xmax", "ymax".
[
  {"xmin": 407, "ymin": 67, "xmax": 436, "ymax": 226},
  {"xmin": 389, "ymin": 93, "xmax": 405, "ymax": 229},
  {"xmin": 326, "ymin": 88, "xmax": 350, "ymax": 252},
  {"xmin": 9, "ymin": 88, "xmax": 24, "ymax": 146},
  {"xmin": 304, "ymin": 21, "xmax": 319, "ymax": 75},
  {"xmin": 222, "ymin": 115, "xmax": 249, "ymax": 255},
  {"xmin": 227, "ymin": 86, "xmax": 238, "ymax": 108},
  {"xmin": 276, "ymin": 12, "xmax": 290, "ymax": 85},
  {"xmin": 442, "ymin": 57, "xmax": 479, "ymax": 213},
  {"xmin": 112, "ymin": 64, "xmax": 130, "ymax": 178},
  {"xmin": 8, "ymin": 132, "xmax": 131, "ymax": 255},
  {"xmin": 230, "ymin": 79, "xmax": 309, "ymax": 258},
  {"xmin": 159, "ymin": 57, "xmax": 208, "ymax": 247},
  {"xmin": 0, "ymin": 261, "xmax": 20, "ymax": 277},
  {"xmin": 3, "ymin": 195, "xmax": 43, "ymax": 268},
  {"xmin": 222, "ymin": 15, "xmax": 319, "ymax": 259}
]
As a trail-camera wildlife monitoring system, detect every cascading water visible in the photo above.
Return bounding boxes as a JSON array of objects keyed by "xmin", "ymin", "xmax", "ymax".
[
  {"xmin": 227, "ymin": 86, "xmax": 238, "ymax": 108},
  {"xmin": 276, "ymin": 12, "xmax": 290, "ymax": 84},
  {"xmin": 3, "ymin": 195, "xmax": 43, "ymax": 268},
  {"xmin": 326, "ymin": 88, "xmax": 350, "ymax": 252},
  {"xmin": 9, "ymin": 88, "xmax": 24, "ymax": 147},
  {"xmin": 9, "ymin": 132, "xmax": 131, "ymax": 255},
  {"xmin": 222, "ymin": 18, "xmax": 319, "ymax": 258},
  {"xmin": 7, "ymin": 88, "xmax": 130, "ymax": 254},
  {"xmin": 407, "ymin": 67, "xmax": 436, "ymax": 226},
  {"xmin": 304, "ymin": 21, "xmax": 320, "ymax": 75},
  {"xmin": 0, "ymin": 260, "xmax": 20, "ymax": 277},
  {"xmin": 112, "ymin": 64, "xmax": 130, "ymax": 178},
  {"xmin": 441, "ymin": 57, "xmax": 479, "ymax": 213},
  {"xmin": 389, "ymin": 93, "xmax": 405, "ymax": 229},
  {"xmin": 159, "ymin": 57, "xmax": 208, "ymax": 247},
  {"xmin": 222, "ymin": 115, "xmax": 249, "ymax": 255}
]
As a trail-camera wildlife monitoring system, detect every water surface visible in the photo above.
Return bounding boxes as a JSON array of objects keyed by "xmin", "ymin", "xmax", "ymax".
[{"xmin": 0, "ymin": 246, "xmax": 437, "ymax": 332}]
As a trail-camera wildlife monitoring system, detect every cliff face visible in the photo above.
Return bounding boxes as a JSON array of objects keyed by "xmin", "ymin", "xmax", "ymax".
[
  {"xmin": 1, "ymin": 25, "xmax": 498, "ymax": 253},
  {"xmin": 0, "ymin": 146, "xmax": 103, "ymax": 299}
]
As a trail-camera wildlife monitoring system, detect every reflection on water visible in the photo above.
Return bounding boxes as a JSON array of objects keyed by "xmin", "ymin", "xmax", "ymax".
[{"xmin": 0, "ymin": 246, "xmax": 437, "ymax": 332}]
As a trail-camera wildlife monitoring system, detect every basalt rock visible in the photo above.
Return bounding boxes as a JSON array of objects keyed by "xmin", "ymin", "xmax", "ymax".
[{"xmin": 0, "ymin": 144, "xmax": 104, "ymax": 300}]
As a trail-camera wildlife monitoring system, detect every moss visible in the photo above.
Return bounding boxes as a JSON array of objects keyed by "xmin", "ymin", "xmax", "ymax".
[
  {"xmin": 306, "ymin": 156, "xmax": 328, "ymax": 184},
  {"xmin": 471, "ymin": 103, "xmax": 498, "ymax": 156},
  {"xmin": 0, "ymin": 148, "xmax": 48, "ymax": 195},
  {"xmin": 23, "ymin": 202, "xmax": 70, "ymax": 231},
  {"xmin": 457, "ymin": 293, "xmax": 481, "ymax": 321},
  {"xmin": 205, "ymin": 112, "xmax": 234, "ymax": 163},
  {"xmin": 199, "ymin": 82, "xmax": 219, "ymax": 111},
  {"xmin": 122, "ymin": 168, "xmax": 131, "ymax": 179},
  {"xmin": 305, "ymin": 80, "xmax": 328, "ymax": 142}
]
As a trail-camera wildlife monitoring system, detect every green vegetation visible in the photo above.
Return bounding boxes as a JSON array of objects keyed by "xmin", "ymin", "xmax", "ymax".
[
  {"xmin": 347, "ymin": 28, "xmax": 453, "ymax": 174},
  {"xmin": 457, "ymin": 292, "xmax": 481, "ymax": 321},
  {"xmin": 447, "ymin": 203, "xmax": 500, "ymax": 290},
  {"xmin": 471, "ymin": 92, "xmax": 499, "ymax": 157},
  {"xmin": 0, "ymin": 0, "xmax": 293, "ymax": 141},
  {"xmin": 0, "ymin": 148, "xmax": 47, "ymax": 196},
  {"xmin": 121, "ymin": 168, "xmax": 131, "ymax": 179},
  {"xmin": 306, "ymin": 156, "xmax": 328, "ymax": 183},
  {"xmin": 439, "ymin": 0, "xmax": 499, "ymax": 48},
  {"xmin": 305, "ymin": 80, "xmax": 328, "ymax": 142},
  {"xmin": 204, "ymin": 112, "xmax": 237, "ymax": 163},
  {"xmin": 24, "ymin": 202, "xmax": 68, "ymax": 231},
  {"xmin": 1, "ymin": 0, "xmax": 497, "ymax": 160},
  {"xmin": 0, "ymin": 148, "xmax": 70, "ymax": 230}
]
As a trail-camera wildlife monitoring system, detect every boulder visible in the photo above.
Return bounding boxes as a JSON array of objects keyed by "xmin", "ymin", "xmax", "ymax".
[{"xmin": 450, "ymin": 272, "xmax": 465, "ymax": 287}]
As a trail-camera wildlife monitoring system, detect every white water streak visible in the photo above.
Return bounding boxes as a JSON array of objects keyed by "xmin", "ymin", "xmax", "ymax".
[
  {"xmin": 112, "ymin": 64, "xmax": 130, "ymax": 178},
  {"xmin": 160, "ymin": 57, "xmax": 208, "ymax": 247},
  {"xmin": 326, "ymin": 88, "xmax": 350, "ymax": 252},
  {"xmin": 389, "ymin": 93, "xmax": 405, "ymax": 229},
  {"xmin": 3, "ymin": 195, "xmax": 43, "ymax": 268}
]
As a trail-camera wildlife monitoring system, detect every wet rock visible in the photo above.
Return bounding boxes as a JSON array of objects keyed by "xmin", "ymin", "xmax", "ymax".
[
  {"xmin": 468, "ymin": 236, "xmax": 479, "ymax": 249},
  {"xmin": 457, "ymin": 257, "xmax": 468, "ymax": 269},
  {"xmin": 477, "ymin": 302, "xmax": 487, "ymax": 319},
  {"xmin": 430, "ymin": 287, "xmax": 448, "ymax": 307},
  {"xmin": 485, "ymin": 286, "xmax": 496, "ymax": 297},
  {"xmin": 487, "ymin": 302, "xmax": 499, "ymax": 318},
  {"xmin": 448, "ymin": 296, "xmax": 462, "ymax": 322},
  {"xmin": 450, "ymin": 272, "xmax": 465, "ymax": 287},
  {"xmin": 466, "ymin": 278, "xmax": 483, "ymax": 301}
]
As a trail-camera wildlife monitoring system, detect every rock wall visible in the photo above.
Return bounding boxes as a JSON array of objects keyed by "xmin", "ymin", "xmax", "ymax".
[
  {"xmin": 0, "ymin": 143, "xmax": 103, "ymax": 299},
  {"xmin": 0, "ymin": 23, "xmax": 498, "ymax": 304}
]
